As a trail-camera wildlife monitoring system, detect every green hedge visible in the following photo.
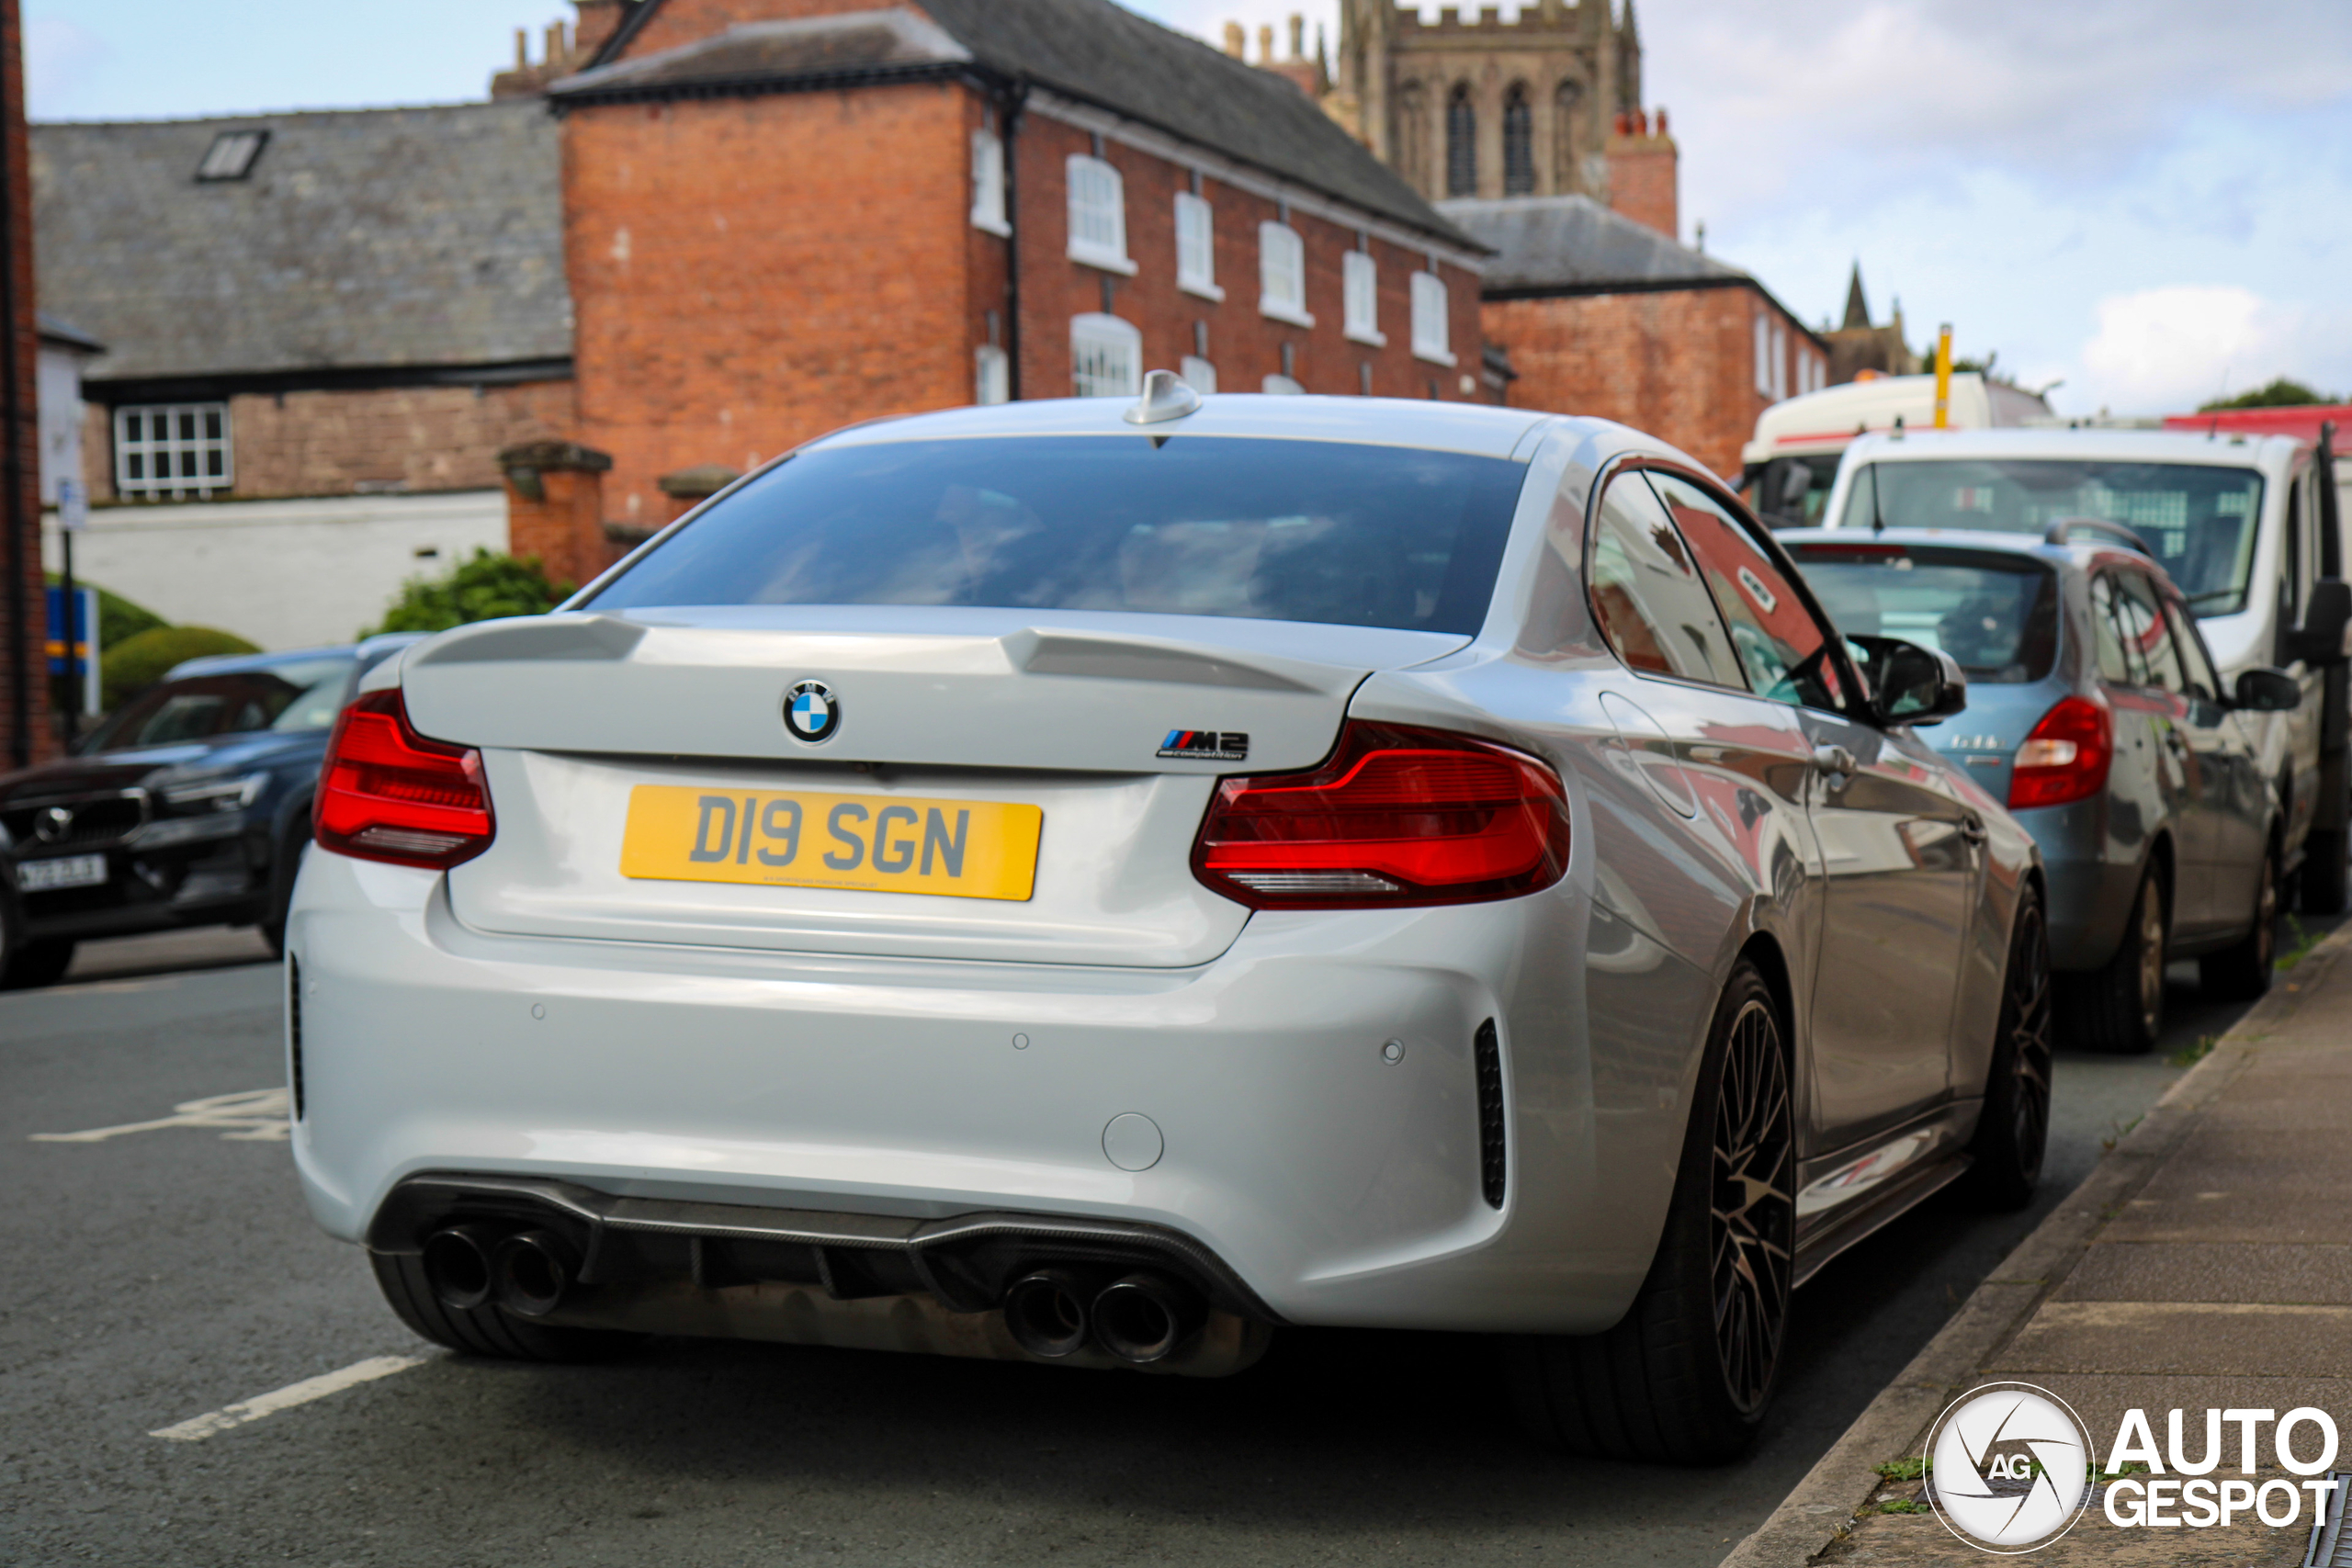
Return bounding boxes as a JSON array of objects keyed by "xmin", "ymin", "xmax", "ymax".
[
  {"xmin": 44, "ymin": 574, "xmax": 169, "ymax": 652},
  {"xmin": 367, "ymin": 550, "xmax": 575, "ymax": 636},
  {"xmin": 101, "ymin": 625, "xmax": 261, "ymax": 710}
]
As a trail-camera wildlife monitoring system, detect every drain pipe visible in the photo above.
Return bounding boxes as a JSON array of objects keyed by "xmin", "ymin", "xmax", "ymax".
[{"xmin": 0, "ymin": 7, "xmax": 28, "ymax": 769}]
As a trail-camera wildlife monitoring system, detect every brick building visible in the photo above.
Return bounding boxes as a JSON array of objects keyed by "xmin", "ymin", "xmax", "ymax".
[
  {"xmin": 519, "ymin": 0, "xmax": 1490, "ymax": 585},
  {"xmin": 34, "ymin": 103, "xmax": 572, "ymax": 505},
  {"xmin": 1444, "ymin": 195, "xmax": 1826, "ymax": 478}
]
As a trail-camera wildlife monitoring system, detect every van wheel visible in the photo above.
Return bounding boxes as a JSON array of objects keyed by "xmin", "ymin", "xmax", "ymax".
[
  {"xmin": 2200, "ymin": 842, "xmax": 2278, "ymax": 1002},
  {"xmin": 1503, "ymin": 961, "xmax": 1792, "ymax": 1463},
  {"xmin": 2301, "ymin": 827, "xmax": 2348, "ymax": 917},
  {"xmin": 369, "ymin": 1252, "xmax": 641, "ymax": 1363},
  {"xmin": 2062, "ymin": 868, "xmax": 2165, "ymax": 1055},
  {"xmin": 1964, "ymin": 887, "xmax": 2052, "ymax": 1211}
]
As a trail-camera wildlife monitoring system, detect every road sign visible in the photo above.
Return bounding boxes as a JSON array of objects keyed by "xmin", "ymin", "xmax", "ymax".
[{"xmin": 46, "ymin": 583, "xmax": 100, "ymax": 715}]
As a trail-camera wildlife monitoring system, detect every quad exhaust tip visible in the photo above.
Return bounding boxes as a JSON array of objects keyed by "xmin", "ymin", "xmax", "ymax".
[
  {"xmin": 421, "ymin": 1224, "xmax": 499, "ymax": 1312},
  {"xmin": 1091, "ymin": 1273, "xmax": 1204, "ymax": 1365},
  {"xmin": 1003, "ymin": 1268, "xmax": 1095, "ymax": 1359},
  {"xmin": 421, "ymin": 1224, "xmax": 574, "ymax": 1318}
]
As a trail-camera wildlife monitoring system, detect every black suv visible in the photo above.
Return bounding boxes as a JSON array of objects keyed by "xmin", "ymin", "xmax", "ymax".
[{"xmin": 0, "ymin": 636, "xmax": 418, "ymax": 987}]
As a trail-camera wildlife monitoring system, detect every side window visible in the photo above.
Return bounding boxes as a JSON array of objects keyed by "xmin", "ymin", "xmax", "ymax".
[
  {"xmin": 1589, "ymin": 474, "xmax": 1747, "ymax": 689},
  {"xmin": 1645, "ymin": 470, "xmax": 1847, "ymax": 711},
  {"xmin": 2088, "ymin": 575, "xmax": 2135, "ymax": 684},
  {"xmin": 2165, "ymin": 601, "xmax": 2222, "ymax": 704},
  {"xmin": 2113, "ymin": 572, "xmax": 2186, "ymax": 694}
]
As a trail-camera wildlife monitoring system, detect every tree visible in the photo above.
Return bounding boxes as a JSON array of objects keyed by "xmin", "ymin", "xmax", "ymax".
[
  {"xmin": 366, "ymin": 550, "xmax": 576, "ymax": 636},
  {"xmin": 2199, "ymin": 378, "xmax": 2333, "ymax": 412}
]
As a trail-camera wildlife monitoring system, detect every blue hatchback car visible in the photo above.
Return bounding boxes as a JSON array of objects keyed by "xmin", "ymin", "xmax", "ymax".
[{"xmin": 1781, "ymin": 524, "xmax": 2303, "ymax": 1053}]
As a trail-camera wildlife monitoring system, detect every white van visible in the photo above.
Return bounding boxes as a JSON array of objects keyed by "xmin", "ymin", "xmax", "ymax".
[
  {"xmin": 1740, "ymin": 373, "xmax": 2054, "ymax": 528},
  {"xmin": 1817, "ymin": 426, "xmax": 2352, "ymax": 911}
]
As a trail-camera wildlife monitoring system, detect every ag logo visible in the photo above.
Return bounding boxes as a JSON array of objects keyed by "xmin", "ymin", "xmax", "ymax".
[
  {"xmin": 1928, "ymin": 1382, "xmax": 2093, "ymax": 1553},
  {"xmin": 784, "ymin": 681, "xmax": 840, "ymax": 744}
]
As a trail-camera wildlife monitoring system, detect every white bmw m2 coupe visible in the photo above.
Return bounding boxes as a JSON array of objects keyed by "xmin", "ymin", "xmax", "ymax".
[{"xmin": 289, "ymin": 380, "xmax": 2047, "ymax": 1462}]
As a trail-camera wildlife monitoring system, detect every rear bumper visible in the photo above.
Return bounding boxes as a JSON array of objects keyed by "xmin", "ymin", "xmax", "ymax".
[
  {"xmin": 2015, "ymin": 800, "xmax": 2140, "ymax": 972},
  {"xmin": 288, "ymin": 847, "xmax": 1650, "ymax": 1335}
]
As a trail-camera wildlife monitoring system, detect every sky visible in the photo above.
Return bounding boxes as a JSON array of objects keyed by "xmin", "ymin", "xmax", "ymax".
[{"xmin": 28, "ymin": 0, "xmax": 2352, "ymax": 419}]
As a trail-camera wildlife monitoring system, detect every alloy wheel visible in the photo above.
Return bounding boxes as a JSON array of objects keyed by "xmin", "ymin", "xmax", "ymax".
[
  {"xmin": 1711, "ymin": 998, "xmax": 1792, "ymax": 1415},
  {"xmin": 2006, "ymin": 901, "xmax": 2053, "ymax": 1175}
]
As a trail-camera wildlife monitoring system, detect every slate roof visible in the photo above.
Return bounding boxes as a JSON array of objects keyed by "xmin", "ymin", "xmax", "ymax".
[
  {"xmin": 567, "ymin": 0, "xmax": 1476, "ymax": 251},
  {"xmin": 32, "ymin": 101, "xmax": 568, "ymax": 385},
  {"xmin": 1437, "ymin": 196, "xmax": 1745, "ymax": 295}
]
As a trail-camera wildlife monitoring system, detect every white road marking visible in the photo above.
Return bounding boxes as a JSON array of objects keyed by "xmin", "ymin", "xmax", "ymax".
[
  {"xmin": 150, "ymin": 1355, "xmax": 428, "ymax": 1441},
  {"xmin": 30, "ymin": 1088, "xmax": 289, "ymax": 1144}
]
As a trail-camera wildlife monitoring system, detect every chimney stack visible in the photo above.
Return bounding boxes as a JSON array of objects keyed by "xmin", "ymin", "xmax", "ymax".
[
  {"xmin": 1288, "ymin": 13, "xmax": 1305, "ymax": 58},
  {"xmin": 1605, "ymin": 105, "xmax": 1679, "ymax": 241},
  {"xmin": 1259, "ymin": 24, "xmax": 1275, "ymax": 63},
  {"xmin": 1224, "ymin": 21, "xmax": 1246, "ymax": 57}
]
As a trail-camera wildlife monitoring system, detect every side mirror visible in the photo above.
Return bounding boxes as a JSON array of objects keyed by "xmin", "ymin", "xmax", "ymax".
[
  {"xmin": 1849, "ymin": 635, "xmax": 1969, "ymax": 727},
  {"xmin": 2232, "ymin": 667, "xmax": 2303, "ymax": 712},
  {"xmin": 2290, "ymin": 579, "xmax": 2351, "ymax": 667}
]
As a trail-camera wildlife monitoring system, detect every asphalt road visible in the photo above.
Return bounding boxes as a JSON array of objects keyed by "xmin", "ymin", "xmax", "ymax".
[{"xmin": 0, "ymin": 915, "xmax": 2337, "ymax": 1568}]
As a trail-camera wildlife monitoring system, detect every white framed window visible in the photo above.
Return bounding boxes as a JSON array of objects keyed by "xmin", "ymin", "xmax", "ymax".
[
  {"xmin": 115, "ymin": 402, "xmax": 232, "ymax": 500},
  {"xmin": 1258, "ymin": 221, "xmax": 1314, "ymax": 327},
  {"xmin": 975, "ymin": 344, "xmax": 1009, "ymax": 405},
  {"xmin": 1180, "ymin": 355, "xmax": 1217, "ymax": 393},
  {"xmin": 1770, "ymin": 323, "xmax": 1789, "ymax": 400},
  {"xmin": 1070, "ymin": 313, "xmax": 1141, "ymax": 398},
  {"xmin": 1065, "ymin": 154, "xmax": 1135, "ymax": 275},
  {"xmin": 1410, "ymin": 271, "xmax": 1453, "ymax": 365},
  {"xmin": 1174, "ymin": 191, "xmax": 1221, "ymax": 300},
  {"xmin": 970, "ymin": 129, "xmax": 1009, "ymax": 236},
  {"xmin": 1754, "ymin": 313, "xmax": 1772, "ymax": 398},
  {"xmin": 1261, "ymin": 375, "xmax": 1305, "ymax": 395},
  {"xmin": 1342, "ymin": 251, "xmax": 1384, "ymax": 345}
]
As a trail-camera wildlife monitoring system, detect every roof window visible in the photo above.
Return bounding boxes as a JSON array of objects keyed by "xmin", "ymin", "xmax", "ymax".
[{"xmin": 196, "ymin": 130, "xmax": 268, "ymax": 183}]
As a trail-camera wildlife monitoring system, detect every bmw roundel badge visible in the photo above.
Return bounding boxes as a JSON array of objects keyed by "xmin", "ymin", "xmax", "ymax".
[{"xmin": 784, "ymin": 680, "xmax": 840, "ymax": 744}]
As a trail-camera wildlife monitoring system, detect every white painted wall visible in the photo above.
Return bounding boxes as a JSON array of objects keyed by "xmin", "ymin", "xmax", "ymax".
[{"xmin": 41, "ymin": 490, "xmax": 510, "ymax": 651}]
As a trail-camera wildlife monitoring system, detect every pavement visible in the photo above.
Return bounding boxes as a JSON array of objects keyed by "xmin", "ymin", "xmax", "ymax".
[
  {"xmin": 0, "ymin": 921, "xmax": 2319, "ymax": 1566},
  {"xmin": 1729, "ymin": 918, "xmax": 2352, "ymax": 1567}
]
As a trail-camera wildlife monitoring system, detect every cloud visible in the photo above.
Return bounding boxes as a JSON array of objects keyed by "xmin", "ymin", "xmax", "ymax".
[
  {"xmin": 24, "ymin": 15, "xmax": 108, "ymax": 119},
  {"xmin": 2073, "ymin": 285, "xmax": 2352, "ymax": 414}
]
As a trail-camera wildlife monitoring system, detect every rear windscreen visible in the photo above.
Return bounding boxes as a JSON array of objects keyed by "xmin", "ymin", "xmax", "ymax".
[
  {"xmin": 1790, "ymin": 547, "xmax": 2059, "ymax": 683},
  {"xmin": 1838, "ymin": 459, "xmax": 2264, "ymax": 615},
  {"xmin": 584, "ymin": 436, "xmax": 1528, "ymax": 636}
]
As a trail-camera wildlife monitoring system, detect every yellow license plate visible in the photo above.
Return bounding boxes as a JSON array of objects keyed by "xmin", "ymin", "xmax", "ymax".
[{"xmin": 620, "ymin": 786, "xmax": 1042, "ymax": 901}]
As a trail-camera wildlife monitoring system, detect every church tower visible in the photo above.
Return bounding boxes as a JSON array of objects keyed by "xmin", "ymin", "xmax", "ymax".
[{"xmin": 1328, "ymin": 0, "xmax": 1648, "ymax": 210}]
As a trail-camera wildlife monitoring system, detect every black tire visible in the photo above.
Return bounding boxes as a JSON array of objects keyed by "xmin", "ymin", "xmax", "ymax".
[
  {"xmin": 2061, "ymin": 866, "xmax": 2165, "ymax": 1055},
  {"xmin": 1963, "ymin": 886, "xmax": 2052, "ymax": 1211},
  {"xmin": 2301, "ymin": 827, "xmax": 2348, "ymax": 917},
  {"xmin": 2200, "ymin": 840, "xmax": 2278, "ymax": 1002},
  {"xmin": 3, "ymin": 936, "xmax": 77, "ymax": 990},
  {"xmin": 368, "ymin": 1250, "xmax": 642, "ymax": 1362},
  {"xmin": 1504, "ymin": 960, "xmax": 1792, "ymax": 1464}
]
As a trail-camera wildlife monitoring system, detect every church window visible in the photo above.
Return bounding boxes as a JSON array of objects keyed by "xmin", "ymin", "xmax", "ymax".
[
  {"xmin": 1445, "ymin": 85, "xmax": 1476, "ymax": 197},
  {"xmin": 1066, "ymin": 155, "xmax": 1136, "ymax": 275},
  {"xmin": 1259, "ymin": 221, "xmax": 1314, "ymax": 327},
  {"xmin": 1070, "ymin": 313, "xmax": 1141, "ymax": 398},
  {"xmin": 1553, "ymin": 80, "xmax": 1582, "ymax": 193},
  {"xmin": 1503, "ymin": 85, "xmax": 1535, "ymax": 196}
]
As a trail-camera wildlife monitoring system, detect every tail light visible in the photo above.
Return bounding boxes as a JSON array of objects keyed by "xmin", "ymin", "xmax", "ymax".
[
  {"xmin": 1192, "ymin": 722, "xmax": 1570, "ymax": 909},
  {"xmin": 2007, "ymin": 694, "xmax": 2112, "ymax": 810},
  {"xmin": 314, "ymin": 690, "xmax": 494, "ymax": 869}
]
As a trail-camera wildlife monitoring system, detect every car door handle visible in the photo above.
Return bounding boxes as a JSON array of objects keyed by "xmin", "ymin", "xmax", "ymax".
[
  {"xmin": 1959, "ymin": 815, "xmax": 1987, "ymax": 845},
  {"xmin": 1812, "ymin": 744, "xmax": 1855, "ymax": 777}
]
